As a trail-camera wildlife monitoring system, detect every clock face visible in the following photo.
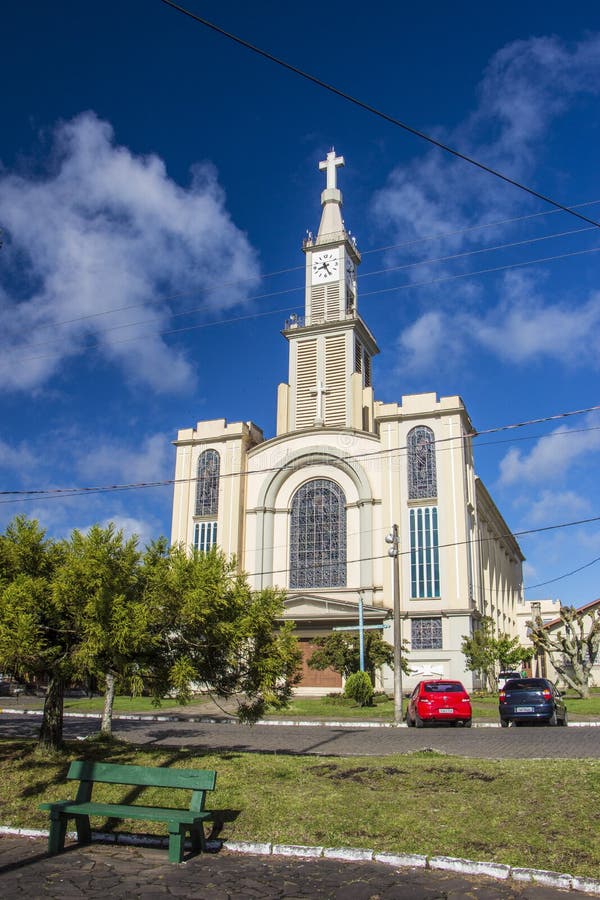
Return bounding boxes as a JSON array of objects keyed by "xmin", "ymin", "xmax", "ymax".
[
  {"xmin": 345, "ymin": 256, "xmax": 356, "ymax": 282},
  {"xmin": 312, "ymin": 250, "xmax": 339, "ymax": 283}
]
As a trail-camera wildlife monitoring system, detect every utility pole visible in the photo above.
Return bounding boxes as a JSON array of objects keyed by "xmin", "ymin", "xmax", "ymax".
[{"xmin": 385, "ymin": 524, "xmax": 403, "ymax": 725}]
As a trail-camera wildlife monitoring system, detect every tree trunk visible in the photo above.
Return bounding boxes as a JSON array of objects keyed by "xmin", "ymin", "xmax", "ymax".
[
  {"xmin": 38, "ymin": 674, "xmax": 65, "ymax": 751},
  {"xmin": 101, "ymin": 672, "xmax": 116, "ymax": 735}
]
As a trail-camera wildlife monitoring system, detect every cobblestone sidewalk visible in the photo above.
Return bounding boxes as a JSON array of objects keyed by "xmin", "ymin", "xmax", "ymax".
[{"xmin": 0, "ymin": 836, "xmax": 588, "ymax": 899}]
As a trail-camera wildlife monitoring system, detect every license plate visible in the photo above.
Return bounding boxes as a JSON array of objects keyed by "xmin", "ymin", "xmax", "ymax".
[
  {"xmin": 439, "ymin": 708, "xmax": 454, "ymax": 714},
  {"xmin": 516, "ymin": 706, "xmax": 534, "ymax": 712}
]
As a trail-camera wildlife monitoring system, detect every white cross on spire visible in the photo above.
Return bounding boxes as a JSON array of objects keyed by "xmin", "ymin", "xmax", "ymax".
[{"xmin": 319, "ymin": 149, "xmax": 345, "ymax": 190}]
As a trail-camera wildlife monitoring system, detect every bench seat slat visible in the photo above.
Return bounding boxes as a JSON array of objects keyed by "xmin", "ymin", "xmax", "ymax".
[{"xmin": 41, "ymin": 801, "xmax": 211, "ymax": 824}]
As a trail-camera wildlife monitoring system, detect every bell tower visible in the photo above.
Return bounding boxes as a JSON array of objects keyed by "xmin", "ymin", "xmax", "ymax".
[{"xmin": 276, "ymin": 150, "xmax": 379, "ymax": 435}]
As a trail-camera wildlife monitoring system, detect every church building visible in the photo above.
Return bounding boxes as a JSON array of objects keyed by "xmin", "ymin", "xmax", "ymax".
[{"xmin": 171, "ymin": 151, "xmax": 524, "ymax": 692}]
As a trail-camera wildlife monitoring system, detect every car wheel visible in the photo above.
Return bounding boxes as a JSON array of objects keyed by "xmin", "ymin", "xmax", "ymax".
[
  {"xmin": 406, "ymin": 712, "xmax": 414, "ymax": 727},
  {"xmin": 560, "ymin": 710, "xmax": 568, "ymax": 726},
  {"xmin": 548, "ymin": 711, "xmax": 558, "ymax": 726},
  {"xmin": 464, "ymin": 719, "xmax": 472, "ymax": 728},
  {"xmin": 500, "ymin": 719, "xmax": 509, "ymax": 728},
  {"xmin": 415, "ymin": 713, "xmax": 424, "ymax": 728}
]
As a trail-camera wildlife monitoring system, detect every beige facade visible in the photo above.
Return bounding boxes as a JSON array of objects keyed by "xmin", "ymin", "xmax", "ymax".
[{"xmin": 171, "ymin": 150, "xmax": 525, "ymax": 692}]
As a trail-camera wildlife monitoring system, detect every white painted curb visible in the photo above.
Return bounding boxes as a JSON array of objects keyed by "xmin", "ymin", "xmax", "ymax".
[
  {"xmin": 3, "ymin": 827, "xmax": 599, "ymax": 895},
  {"xmin": 2, "ymin": 706, "xmax": 599, "ymax": 727},
  {"xmin": 429, "ymin": 855, "xmax": 510, "ymax": 879},
  {"xmin": 323, "ymin": 846, "xmax": 374, "ymax": 861}
]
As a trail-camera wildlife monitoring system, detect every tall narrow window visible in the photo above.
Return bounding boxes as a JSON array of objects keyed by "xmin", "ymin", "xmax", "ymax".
[
  {"xmin": 410, "ymin": 506, "xmax": 440, "ymax": 598},
  {"xmin": 408, "ymin": 426, "xmax": 437, "ymax": 499},
  {"xmin": 289, "ymin": 479, "xmax": 346, "ymax": 589},
  {"xmin": 195, "ymin": 449, "xmax": 220, "ymax": 516}
]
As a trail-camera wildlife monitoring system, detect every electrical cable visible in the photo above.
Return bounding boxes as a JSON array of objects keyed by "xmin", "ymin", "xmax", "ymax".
[
  {"xmin": 525, "ymin": 555, "xmax": 600, "ymax": 591},
  {"xmin": 11, "ymin": 221, "xmax": 596, "ymax": 357},
  {"xmin": 1, "ymin": 404, "xmax": 598, "ymax": 501},
  {"xmin": 23, "ymin": 199, "xmax": 600, "ymax": 338},
  {"xmin": 159, "ymin": 0, "xmax": 600, "ymax": 230},
  {"xmin": 3, "ymin": 241, "xmax": 599, "ymax": 369}
]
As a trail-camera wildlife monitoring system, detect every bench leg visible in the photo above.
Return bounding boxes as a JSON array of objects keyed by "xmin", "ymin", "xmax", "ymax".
[
  {"xmin": 48, "ymin": 812, "xmax": 68, "ymax": 855},
  {"xmin": 75, "ymin": 814, "xmax": 91, "ymax": 845},
  {"xmin": 167, "ymin": 823, "xmax": 186, "ymax": 863},
  {"xmin": 190, "ymin": 823, "xmax": 206, "ymax": 853}
]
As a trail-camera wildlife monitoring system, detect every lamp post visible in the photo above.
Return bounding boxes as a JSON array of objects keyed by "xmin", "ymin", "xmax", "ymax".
[{"xmin": 386, "ymin": 524, "xmax": 403, "ymax": 725}]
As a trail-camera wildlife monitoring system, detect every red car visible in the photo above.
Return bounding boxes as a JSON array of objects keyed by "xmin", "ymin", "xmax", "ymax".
[{"xmin": 406, "ymin": 679, "xmax": 472, "ymax": 728}]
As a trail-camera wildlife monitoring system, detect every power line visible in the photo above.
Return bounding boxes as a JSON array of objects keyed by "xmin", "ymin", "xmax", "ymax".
[
  {"xmin": 11, "ymin": 221, "xmax": 596, "ymax": 357},
  {"xmin": 525, "ymin": 555, "xmax": 600, "ymax": 592},
  {"xmin": 3, "ymin": 241, "xmax": 599, "ymax": 370},
  {"xmin": 360, "ymin": 225, "xmax": 596, "ymax": 281},
  {"xmin": 360, "ymin": 245, "xmax": 600, "ymax": 301},
  {"xmin": 21, "ymin": 199, "xmax": 600, "ymax": 340},
  {"xmin": 2, "ymin": 403, "xmax": 598, "ymax": 501},
  {"xmin": 159, "ymin": 0, "xmax": 600, "ymax": 230},
  {"xmin": 359, "ymin": 200, "xmax": 600, "ymax": 257}
]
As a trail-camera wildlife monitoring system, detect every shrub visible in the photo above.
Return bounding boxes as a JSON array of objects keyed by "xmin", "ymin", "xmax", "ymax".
[{"xmin": 344, "ymin": 671, "xmax": 374, "ymax": 707}]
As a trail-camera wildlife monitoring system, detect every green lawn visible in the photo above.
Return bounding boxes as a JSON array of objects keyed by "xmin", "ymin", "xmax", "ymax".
[
  {"xmin": 2, "ymin": 738, "xmax": 599, "ymax": 878},
  {"xmin": 61, "ymin": 695, "xmax": 208, "ymax": 714},
  {"xmin": 5, "ymin": 688, "xmax": 599, "ymax": 721}
]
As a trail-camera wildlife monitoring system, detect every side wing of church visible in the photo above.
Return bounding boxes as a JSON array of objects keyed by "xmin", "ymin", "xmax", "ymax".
[{"xmin": 171, "ymin": 151, "xmax": 524, "ymax": 692}]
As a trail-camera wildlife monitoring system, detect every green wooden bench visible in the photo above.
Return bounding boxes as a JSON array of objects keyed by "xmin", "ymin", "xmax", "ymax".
[{"xmin": 39, "ymin": 761, "xmax": 217, "ymax": 863}]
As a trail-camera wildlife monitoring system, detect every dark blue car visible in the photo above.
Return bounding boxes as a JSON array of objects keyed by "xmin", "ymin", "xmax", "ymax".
[{"xmin": 499, "ymin": 677, "xmax": 568, "ymax": 727}]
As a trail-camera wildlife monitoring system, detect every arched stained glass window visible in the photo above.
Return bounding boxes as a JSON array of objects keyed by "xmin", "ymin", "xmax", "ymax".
[
  {"xmin": 289, "ymin": 479, "xmax": 346, "ymax": 589},
  {"xmin": 195, "ymin": 449, "xmax": 220, "ymax": 516},
  {"xmin": 407, "ymin": 426, "xmax": 437, "ymax": 499}
]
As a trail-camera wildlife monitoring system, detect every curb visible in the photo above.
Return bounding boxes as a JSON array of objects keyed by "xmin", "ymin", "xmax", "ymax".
[
  {"xmin": 1, "ymin": 707, "xmax": 599, "ymax": 728},
  {"xmin": 1, "ymin": 827, "xmax": 599, "ymax": 895}
]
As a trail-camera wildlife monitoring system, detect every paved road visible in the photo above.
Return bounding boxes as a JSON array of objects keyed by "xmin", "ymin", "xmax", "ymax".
[
  {"xmin": 0, "ymin": 836, "xmax": 583, "ymax": 899},
  {"xmin": 2, "ymin": 713, "xmax": 600, "ymax": 758}
]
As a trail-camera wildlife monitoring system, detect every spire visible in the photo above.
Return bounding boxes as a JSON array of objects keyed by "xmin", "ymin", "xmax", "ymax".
[{"xmin": 317, "ymin": 149, "xmax": 345, "ymax": 239}]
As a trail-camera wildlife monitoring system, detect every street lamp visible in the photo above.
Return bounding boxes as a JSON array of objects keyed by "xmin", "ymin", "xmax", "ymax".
[{"xmin": 385, "ymin": 524, "xmax": 403, "ymax": 725}]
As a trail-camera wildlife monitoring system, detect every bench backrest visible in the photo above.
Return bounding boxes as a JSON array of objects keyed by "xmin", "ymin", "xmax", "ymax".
[{"xmin": 67, "ymin": 761, "xmax": 216, "ymax": 792}]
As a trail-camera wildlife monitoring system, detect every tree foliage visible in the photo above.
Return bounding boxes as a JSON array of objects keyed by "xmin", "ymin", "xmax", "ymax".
[
  {"xmin": 461, "ymin": 617, "xmax": 532, "ymax": 691},
  {"xmin": 52, "ymin": 523, "xmax": 156, "ymax": 735},
  {"xmin": 146, "ymin": 545, "xmax": 301, "ymax": 722},
  {"xmin": 307, "ymin": 630, "xmax": 408, "ymax": 685},
  {"xmin": 0, "ymin": 516, "xmax": 68, "ymax": 749},
  {"xmin": 529, "ymin": 605, "xmax": 600, "ymax": 698},
  {"xmin": 0, "ymin": 517, "xmax": 302, "ymax": 750}
]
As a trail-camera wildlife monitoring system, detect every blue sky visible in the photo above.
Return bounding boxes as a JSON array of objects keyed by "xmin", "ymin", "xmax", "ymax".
[{"xmin": 1, "ymin": 1, "xmax": 599, "ymax": 606}]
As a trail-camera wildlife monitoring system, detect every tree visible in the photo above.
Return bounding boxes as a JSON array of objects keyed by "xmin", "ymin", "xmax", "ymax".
[
  {"xmin": 0, "ymin": 518, "xmax": 160, "ymax": 748},
  {"xmin": 52, "ymin": 523, "xmax": 155, "ymax": 735},
  {"xmin": 0, "ymin": 516, "xmax": 68, "ymax": 750},
  {"xmin": 147, "ymin": 546, "xmax": 301, "ymax": 722},
  {"xmin": 307, "ymin": 630, "xmax": 407, "ymax": 686},
  {"xmin": 529, "ymin": 605, "xmax": 600, "ymax": 698},
  {"xmin": 461, "ymin": 617, "xmax": 532, "ymax": 691}
]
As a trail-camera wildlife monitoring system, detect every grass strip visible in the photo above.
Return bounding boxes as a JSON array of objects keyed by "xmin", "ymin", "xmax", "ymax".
[
  {"xmin": 2, "ymin": 738, "xmax": 599, "ymax": 878},
  {"xmin": 4, "ymin": 689, "xmax": 600, "ymax": 721}
]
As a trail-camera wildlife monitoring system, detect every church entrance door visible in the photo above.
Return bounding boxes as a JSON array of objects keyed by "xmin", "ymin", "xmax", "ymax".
[{"xmin": 298, "ymin": 639, "xmax": 342, "ymax": 689}]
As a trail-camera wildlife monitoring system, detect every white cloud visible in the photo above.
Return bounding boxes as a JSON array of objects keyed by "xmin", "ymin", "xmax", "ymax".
[
  {"xmin": 396, "ymin": 270, "xmax": 600, "ymax": 375},
  {"xmin": 0, "ymin": 112, "xmax": 260, "ymax": 394},
  {"xmin": 75, "ymin": 432, "xmax": 172, "ymax": 484},
  {"xmin": 527, "ymin": 490, "xmax": 591, "ymax": 526},
  {"xmin": 372, "ymin": 33, "xmax": 600, "ymax": 260},
  {"xmin": 0, "ymin": 439, "xmax": 36, "ymax": 474},
  {"xmin": 499, "ymin": 415, "xmax": 600, "ymax": 486}
]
